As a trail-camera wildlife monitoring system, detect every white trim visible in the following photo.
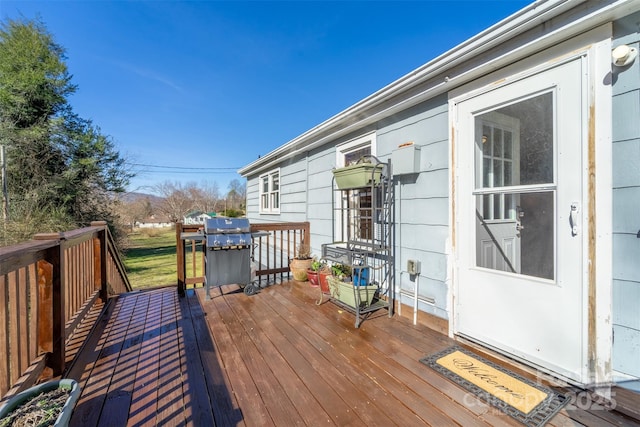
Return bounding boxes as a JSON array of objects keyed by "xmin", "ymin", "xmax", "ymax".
[
  {"xmin": 259, "ymin": 168, "xmax": 280, "ymax": 215},
  {"xmin": 591, "ymin": 28, "xmax": 613, "ymax": 393},
  {"xmin": 335, "ymin": 132, "xmax": 377, "ymax": 167},
  {"xmin": 449, "ymin": 24, "xmax": 613, "ymax": 388},
  {"xmin": 333, "ymin": 133, "xmax": 376, "ymax": 240}
]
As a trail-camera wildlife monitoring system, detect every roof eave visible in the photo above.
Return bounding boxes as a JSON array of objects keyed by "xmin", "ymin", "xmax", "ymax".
[{"xmin": 239, "ymin": 0, "xmax": 599, "ymax": 177}]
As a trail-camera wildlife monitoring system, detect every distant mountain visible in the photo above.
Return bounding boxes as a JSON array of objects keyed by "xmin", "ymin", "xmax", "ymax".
[{"xmin": 117, "ymin": 192, "xmax": 164, "ymax": 205}]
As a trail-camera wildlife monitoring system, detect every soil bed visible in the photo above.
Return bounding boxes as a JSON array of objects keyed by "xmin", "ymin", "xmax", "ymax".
[{"xmin": 0, "ymin": 388, "xmax": 70, "ymax": 427}]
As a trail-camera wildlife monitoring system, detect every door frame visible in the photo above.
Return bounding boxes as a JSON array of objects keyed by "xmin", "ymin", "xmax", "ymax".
[{"xmin": 448, "ymin": 25, "xmax": 612, "ymax": 389}]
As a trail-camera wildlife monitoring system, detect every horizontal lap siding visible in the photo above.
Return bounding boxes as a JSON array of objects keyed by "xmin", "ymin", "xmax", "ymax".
[
  {"xmin": 306, "ymin": 149, "xmax": 335, "ymax": 255},
  {"xmin": 245, "ymin": 178, "xmax": 260, "ymax": 218},
  {"xmin": 246, "ymin": 98, "xmax": 451, "ymax": 319},
  {"xmin": 612, "ymin": 14, "xmax": 640, "ymax": 377},
  {"xmin": 246, "ymin": 155, "xmax": 308, "ymax": 224},
  {"xmin": 377, "ymin": 99, "xmax": 450, "ymax": 319}
]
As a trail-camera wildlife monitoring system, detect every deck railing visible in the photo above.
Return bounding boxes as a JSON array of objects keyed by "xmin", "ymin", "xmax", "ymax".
[
  {"xmin": 0, "ymin": 221, "xmax": 131, "ymax": 398},
  {"xmin": 176, "ymin": 221, "xmax": 310, "ymax": 295}
]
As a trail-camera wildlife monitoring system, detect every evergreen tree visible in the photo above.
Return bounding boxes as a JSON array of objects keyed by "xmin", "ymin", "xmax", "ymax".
[{"xmin": 0, "ymin": 17, "xmax": 133, "ymax": 244}]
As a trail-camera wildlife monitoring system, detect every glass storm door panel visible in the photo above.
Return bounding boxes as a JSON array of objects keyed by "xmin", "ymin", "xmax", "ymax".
[
  {"xmin": 455, "ymin": 58, "xmax": 587, "ymax": 384},
  {"xmin": 474, "ymin": 95, "xmax": 555, "ymax": 280}
]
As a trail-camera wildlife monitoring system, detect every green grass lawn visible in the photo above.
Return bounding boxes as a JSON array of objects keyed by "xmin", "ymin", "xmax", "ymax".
[
  {"xmin": 123, "ymin": 228, "xmax": 178, "ymax": 289},
  {"xmin": 123, "ymin": 228, "xmax": 203, "ymax": 290}
]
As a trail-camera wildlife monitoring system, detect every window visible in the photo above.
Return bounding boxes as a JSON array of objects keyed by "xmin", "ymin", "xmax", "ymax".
[
  {"xmin": 259, "ymin": 169, "xmax": 280, "ymax": 214},
  {"xmin": 335, "ymin": 133, "xmax": 376, "ymax": 240},
  {"xmin": 336, "ymin": 132, "xmax": 376, "ymax": 168}
]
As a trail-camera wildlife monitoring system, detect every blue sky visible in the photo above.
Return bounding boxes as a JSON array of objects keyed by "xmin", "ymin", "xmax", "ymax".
[{"xmin": 1, "ymin": 0, "xmax": 531, "ymax": 195}]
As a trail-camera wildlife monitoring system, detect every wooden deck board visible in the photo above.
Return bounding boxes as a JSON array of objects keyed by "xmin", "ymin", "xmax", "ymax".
[
  {"xmin": 68, "ymin": 294, "xmax": 125, "ymax": 426},
  {"xmin": 238, "ymin": 292, "xmax": 370, "ymax": 426},
  {"xmin": 99, "ymin": 293, "xmax": 149, "ymax": 427},
  {"xmin": 234, "ymin": 288, "xmax": 390, "ymax": 426},
  {"xmin": 155, "ymin": 290, "xmax": 185, "ymax": 426},
  {"xmin": 205, "ymin": 291, "xmax": 274, "ymax": 426},
  {"xmin": 64, "ymin": 283, "xmax": 640, "ymax": 427},
  {"xmin": 211, "ymin": 292, "xmax": 306, "ymax": 426},
  {"xmin": 234, "ymin": 287, "xmax": 381, "ymax": 426},
  {"xmin": 127, "ymin": 291, "xmax": 163, "ymax": 426},
  {"xmin": 268, "ymin": 284, "xmax": 502, "ymax": 427},
  {"xmin": 176, "ymin": 293, "xmax": 216, "ymax": 426},
  {"xmin": 184, "ymin": 289, "xmax": 244, "ymax": 426}
]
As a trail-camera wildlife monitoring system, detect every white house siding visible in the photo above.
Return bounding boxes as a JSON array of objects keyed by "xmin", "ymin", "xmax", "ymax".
[
  {"xmin": 306, "ymin": 146, "xmax": 336, "ymax": 253},
  {"xmin": 246, "ymin": 153, "xmax": 309, "ymax": 223},
  {"xmin": 611, "ymin": 12, "xmax": 640, "ymax": 378},
  {"xmin": 376, "ymin": 97, "xmax": 450, "ymax": 319},
  {"xmin": 245, "ymin": 178, "xmax": 260, "ymax": 217}
]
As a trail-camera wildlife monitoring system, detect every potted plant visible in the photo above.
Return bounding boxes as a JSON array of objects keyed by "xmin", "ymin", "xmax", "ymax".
[
  {"xmin": 327, "ymin": 263, "xmax": 377, "ymax": 308},
  {"xmin": 289, "ymin": 243, "xmax": 313, "ymax": 282},
  {"xmin": 318, "ymin": 263, "xmax": 332, "ymax": 294},
  {"xmin": 0, "ymin": 379, "xmax": 81, "ymax": 427},
  {"xmin": 332, "ymin": 156, "xmax": 383, "ymax": 190},
  {"xmin": 307, "ymin": 259, "xmax": 332, "ymax": 291},
  {"xmin": 307, "ymin": 258, "xmax": 322, "ymax": 287}
]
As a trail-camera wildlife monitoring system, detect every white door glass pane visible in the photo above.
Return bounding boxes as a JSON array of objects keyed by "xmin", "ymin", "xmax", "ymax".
[{"xmin": 474, "ymin": 92, "xmax": 554, "ymax": 279}]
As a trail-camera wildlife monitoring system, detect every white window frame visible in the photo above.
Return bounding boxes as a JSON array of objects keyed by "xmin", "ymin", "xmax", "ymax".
[
  {"xmin": 334, "ymin": 132, "xmax": 376, "ymax": 240},
  {"xmin": 259, "ymin": 168, "xmax": 280, "ymax": 214},
  {"xmin": 335, "ymin": 132, "xmax": 376, "ymax": 167}
]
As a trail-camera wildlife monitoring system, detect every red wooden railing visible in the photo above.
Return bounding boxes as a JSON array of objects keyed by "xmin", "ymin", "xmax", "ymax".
[
  {"xmin": 0, "ymin": 221, "xmax": 131, "ymax": 399},
  {"xmin": 176, "ymin": 221, "xmax": 310, "ymax": 295}
]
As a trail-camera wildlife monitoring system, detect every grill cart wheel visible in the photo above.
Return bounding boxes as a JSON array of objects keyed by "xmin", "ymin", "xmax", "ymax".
[{"xmin": 243, "ymin": 284, "xmax": 258, "ymax": 296}]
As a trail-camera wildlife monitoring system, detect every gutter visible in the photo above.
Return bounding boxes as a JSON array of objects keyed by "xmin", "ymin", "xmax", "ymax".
[{"xmin": 239, "ymin": 0, "xmax": 630, "ymax": 177}]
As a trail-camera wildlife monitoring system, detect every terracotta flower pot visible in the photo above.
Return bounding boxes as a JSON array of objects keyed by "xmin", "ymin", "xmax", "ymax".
[
  {"xmin": 289, "ymin": 258, "xmax": 313, "ymax": 281},
  {"xmin": 307, "ymin": 269, "xmax": 320, "ymax": 287},
  {"xmin": 319, "ymin": 269, "xmax": 331, "ymax": 293}
]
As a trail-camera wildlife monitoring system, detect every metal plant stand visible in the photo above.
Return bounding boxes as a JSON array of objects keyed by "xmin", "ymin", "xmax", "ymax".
[{"xmin": 321, "ymin": 155, "xmax": 395, "ymax": 327}]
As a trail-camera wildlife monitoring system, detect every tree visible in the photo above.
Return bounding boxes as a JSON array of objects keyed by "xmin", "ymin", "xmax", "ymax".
[
  {"xmin": 0, "ymin": 18, "xmax": 75, "ymax": 128},
  {"xmin": 154, "ymin": 181, "xmax": 194, "ymax": 223},
  {"xmin": 50, "ymin": 113, "xmax": 132, "ymax": 223},
  {"xmin": 116, "ymin": 195, "xmax": 153, "ymax": 232},
  {"xmin": 226, "ymin": 179, "xmax": 246, "ymax": 211},
  {"xmin": 196, "ymin": 181, "xmax": 221, "ymax": 213},
  {"xmin": 0, "ymin": 17, "xmax": 133, "ymax": 244},
  {"xmin": 0, "ymin": 17, "xmax": 75, "ymax": 235}
]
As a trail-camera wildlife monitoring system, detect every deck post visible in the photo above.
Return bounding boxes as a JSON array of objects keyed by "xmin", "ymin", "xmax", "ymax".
[
  {"xmin": 176, "ymin": 221, "xmax": 186, "ymax": 297},
  {"xmin": 36, "ymin": 260, "xmax": 53, "ymax": 355},
  {"xmin": 32, "ymin": 236, "xmax": 66, "ymax": 376},
  {"xmin": 91, "ymin": 221, "xmax": 109, "ymax": 302}
]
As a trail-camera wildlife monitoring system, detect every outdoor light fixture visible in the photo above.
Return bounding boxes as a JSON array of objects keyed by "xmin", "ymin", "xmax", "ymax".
[{"xmin": 612, "ymin": 44, "xmax": 637, "ymax": 67}]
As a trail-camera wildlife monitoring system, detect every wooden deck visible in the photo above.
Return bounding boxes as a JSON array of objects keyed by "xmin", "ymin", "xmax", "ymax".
[{"xmin": 64, "ymin": 282, "xmax": 640, "ymax": 426}]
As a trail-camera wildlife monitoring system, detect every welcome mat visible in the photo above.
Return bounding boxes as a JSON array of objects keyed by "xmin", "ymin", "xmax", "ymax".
[{"xmin": 420, "ymin": 346, "xmax": 568, "ymax": 427}]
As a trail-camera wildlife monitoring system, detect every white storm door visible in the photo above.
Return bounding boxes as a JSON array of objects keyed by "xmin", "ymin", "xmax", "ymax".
[{"xmin": 455, "ymin": 58, "xmax": 587, "ymax": 384}]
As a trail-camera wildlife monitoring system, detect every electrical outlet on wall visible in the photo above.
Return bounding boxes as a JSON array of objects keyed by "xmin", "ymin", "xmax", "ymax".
[{"xmin": 407, "ymin": 259, "xmax": 420, "ymax": 275}]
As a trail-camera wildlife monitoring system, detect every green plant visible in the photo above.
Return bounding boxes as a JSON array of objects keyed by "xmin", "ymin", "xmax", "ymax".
[
  {"xmin": 330, "ymin": 263, "xmax": 351, "ymax": 278},
  {"xmin": 309, "ymin": 258, "xmax": 326, "ymax": 272}
]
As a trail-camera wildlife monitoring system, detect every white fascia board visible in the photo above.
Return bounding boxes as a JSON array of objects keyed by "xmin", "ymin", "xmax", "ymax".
[{"xmin": 238, "ymin": 0, "xmax": 638, "ymax": 178}]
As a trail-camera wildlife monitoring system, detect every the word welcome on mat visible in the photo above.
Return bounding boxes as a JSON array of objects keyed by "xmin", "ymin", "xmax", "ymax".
[{"xmin": 421, "ymin": 346, "xmax": 568, "ymax": 427}]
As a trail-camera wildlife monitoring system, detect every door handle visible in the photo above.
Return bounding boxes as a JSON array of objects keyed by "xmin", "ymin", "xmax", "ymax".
[{"xmin": 570, "ymin": 203, "xmax": 579, "ymax": 236}]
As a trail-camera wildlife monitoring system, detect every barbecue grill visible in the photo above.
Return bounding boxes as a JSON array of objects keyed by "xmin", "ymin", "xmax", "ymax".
[{"xmin": 203, "ymin": 217, "xmax": 258, "ymax": 298}]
